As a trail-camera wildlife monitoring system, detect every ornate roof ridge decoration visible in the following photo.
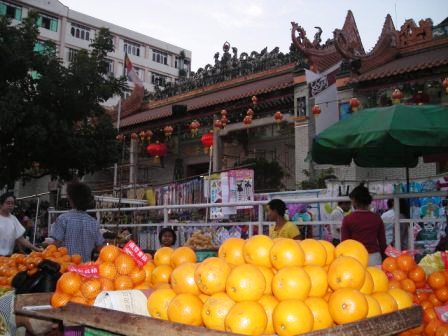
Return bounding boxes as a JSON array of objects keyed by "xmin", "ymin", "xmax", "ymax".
[
  {"xmin": 397, "ymin": 18, "xmax": 433, "ymax": 49},
  {"xmin": 108, "ymin": 84, "xmax": 145, "ymax": 121}
]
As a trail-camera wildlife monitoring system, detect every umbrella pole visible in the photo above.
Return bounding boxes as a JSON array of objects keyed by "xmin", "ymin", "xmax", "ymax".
[{"xmin": 406, "ymin": 167, "xmax": 410, "ymax": 193}]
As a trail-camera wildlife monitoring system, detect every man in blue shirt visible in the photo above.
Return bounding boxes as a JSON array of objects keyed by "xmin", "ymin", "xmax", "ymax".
[{"xmin": 51, "ymin": 181, "xmax": 104, "ymax": 262}]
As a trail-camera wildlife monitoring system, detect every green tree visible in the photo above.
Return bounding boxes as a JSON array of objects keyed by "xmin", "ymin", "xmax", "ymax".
[
  {"xmin": 0, "ymin": 14, "xmax": 127, "ymax": 187},
  {"xmin": 239, "ymin": 158, "xmax": 285, "ymax": 192},
  {"xmin": 300, "ymin": 168, "xmax": 337, "ymax": 190}
]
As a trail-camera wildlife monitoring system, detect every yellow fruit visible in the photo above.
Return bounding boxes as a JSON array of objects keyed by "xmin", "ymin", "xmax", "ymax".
[
  {"xmin": 243, "ymin": 235, "xmax": 273, "ymax": 268},
  {"xmin": 319, "ymin": 240, "xmax": 335, "ymax": 265},
  {"xmin": 218, "ymin": 238, "xmax": 245, "ymax": 265},
  {"xmin": 147, "ymin": 288, "xmax": 176, "ymax": 320},
  {"xmin": 201, "ymin": 292, "xmax": 235, "ymax": 331},
  {"xmin": 151, "ymin": 265, "xmax": 173, "ymax": 285},
  {"xmin": 257, "ymin": 266, "xmax": 274, "ymax": 295},
  {"xmin": 272, "ymin": 266, "xmax": 311, "ymax": 301},
  {"xmin": 272, "ymin": 299, "xmax": 314, "ymax": 336},
  {"xmin": 154, "ymin": 247, "xmax": 174, "ymax": 266},
  {"xmin": 170, "ymin": 246, "xmax": 196, "ymax": 268},
  {"xmin": 225, "ymin": 301, "xmax": 267, "ymax": 336},
  {"xmin": 305, "ymin": 297, "xmax": 334, "ymax": 331},
  {"xmin": 170, "ymin": 262, "xmax": 200, "ymax": 295},
  {"xmin": 371, "ymin": 292, "xmax": 398, "ymax": 314},
  {"xmin": 167, "ymin": 293, "xmax": 203, "ymax": 326},
  {"xmin": 114, "ymin": 253, "xmax": 137, "ymax": 275},
  {"xmin": 304, "ymin": 265, "xmax": 328, "ymax": 297},
  {"xmin": 129, "ymin": 268, "xmax": 146, "ymax": 285},
  {"xmin": 388, "ymin": 288, "xmax": 413, "ymax": 310},
  {"xmin": 270, "ymin": 238, "xmax": 305, "ymax": 269},
  {"xmin": 258, "ymin": 295, "xmax": 279, "ymax": 335},
  {"xmin": 360, "ymin": 270, "xmax": 374, "ymax": 295},
  {"xmin": 335, "ymin": 239, "xmax": 368, "ymax": 268},
  {"xmin": 194, "ymin": 257, "xmax": 231, "ymax": 295},
  {"xmin": 367, "ymin": 267, "xmax": 389, "ymax": 293},
  {"xmin": 328, "ymin": 288, "xmax": 368, "ymax": 324},
  {"xmin": 226, "ymin": 264, "xmax": 265, "ymax": 302},
  {"xmin": 327, "ymin": 256, "xmax": 366, "ymax": 290},
  {"xmin": 365, "ymin": 295, "xmax": 382, "ymax": 318},
  {"xmin": 299, "ymin": 239, "xmax": 327, "ymax": 266},
  {"xmin": 143, "ymin": 261, "xmax": 155, "ymax": 281},
  {"xmin": 198, "ymin": 293, "xmax": 210, "ymax": 303}
]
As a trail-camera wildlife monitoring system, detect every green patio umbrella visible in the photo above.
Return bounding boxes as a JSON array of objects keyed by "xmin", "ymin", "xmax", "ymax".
[{"xmin": 310, "ymin": 104, "xmax": 448, "ymax": 190}]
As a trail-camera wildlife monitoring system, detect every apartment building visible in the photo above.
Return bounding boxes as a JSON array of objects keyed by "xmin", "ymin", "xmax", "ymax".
[{"xmin": 1, "ymin": 0, "xmax": 192, "ymax": 104}]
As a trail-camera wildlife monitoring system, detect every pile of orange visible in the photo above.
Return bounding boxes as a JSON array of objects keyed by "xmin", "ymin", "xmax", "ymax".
[
  {"xmin": 382, "ymin": 255, "xmax": 448, "ymax": 336},
  {"xmin": 146, "ymin": 237, "xmax": 414, "ymax": 336},
  {"xmin": 0, "ymin": 245, "xmax": 82, "ymax": 288},
  {"xmin": 51, "ymin": 244, "xmax": 154, "ymax": 307}
]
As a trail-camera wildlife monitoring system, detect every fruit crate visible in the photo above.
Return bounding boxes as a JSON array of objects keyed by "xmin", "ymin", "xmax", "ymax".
[
  {"xmin": 15, "ymin": 293, "xmax": 423, "ymax": 336},
  {"xmin": 195, "ymin": 249, "xmax": 218, "ymax": 262}
]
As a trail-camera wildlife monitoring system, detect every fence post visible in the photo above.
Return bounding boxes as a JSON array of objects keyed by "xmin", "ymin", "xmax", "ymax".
[
  {"xmin": 32, "ymin": 197, "xmax": 40, "ymax": 245},
  {"xmin": 258, "ymin": 204, "xmax": 264, "ymax": 237},
  {"xmin": 393, "ymin": 195, "xmax": 401, "ymax": 250}
]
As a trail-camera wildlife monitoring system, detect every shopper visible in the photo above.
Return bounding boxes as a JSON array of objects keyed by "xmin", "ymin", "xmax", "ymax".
[
  {"xmin": 381, "ymin": 198, "xmax": 409, "ymax": 250},
  {"xmin": 329, "ymin": 200, "xmax": 351, "ymax": 245},
  {"xmin": 341, "ymin": 183, "xmax": 387, "ymax": 266},
  {"xmin": 0, "ymin": 193, "xmax": 41, "ymax": 256},
  {"xmin": 267, "ymin": 199, "xmax": 301, "ymax": 239},
  {"xmin": 159, "ymin": 227, "xmax": 177, "ymax": 247},
  {"xmin": 50, "ymin": 182, "xmax": 104, "ymax": 262}
]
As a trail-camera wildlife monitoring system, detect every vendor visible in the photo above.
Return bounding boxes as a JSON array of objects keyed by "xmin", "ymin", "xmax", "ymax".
[
  {"xmin": 267, "ymin": 199, "xmax": 301, "ymax": 240},
  {"xmin": 0, "ymin": 193, "xmax": 41, "ymax": 256},
  {"xmin": 159, "ymin": 227, "xmax": 177, "ymax": 247}
]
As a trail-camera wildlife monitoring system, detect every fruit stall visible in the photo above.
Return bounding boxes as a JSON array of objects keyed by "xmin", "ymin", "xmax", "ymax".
[{"xmin": 2, "ymin": 237, "xmax": 440, "ymax": 336}]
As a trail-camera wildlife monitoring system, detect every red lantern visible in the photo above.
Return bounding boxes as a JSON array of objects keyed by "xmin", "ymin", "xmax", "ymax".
[
  {"xmin": 116, "ymin": 134, "xmax": 125, "ymax": 142},
  {"xmin": 220, "ymin": 109, "xmax": 227, "ymax": 116},
  {"xmin": 201, "ymin": 131, "xmax": 214, "ymax": 153},
  {"xmin": 190, "ymin": 120, "xmax": 200, "ymax": 136},
  {"xmin": 164, "ymin": 125, "xmax": 174, "ymax": 138},
  {"xmin": 350, "ymin": 97, "xmax": 360, "ymax": 112},
  {"xmin": 139, "ymin": 131, "xmax": 146, "ymax": 141},
  {"xmin": 311, "ymin": 105, "xmax": 321, "ymax": 116},
  {"xmin": 243, "ymin": 115, "xmax": 252, "ymax": 127},
  {"xmin": 274, "ymin": 111, "xmax": 283, "ymax": 123},
  {"xmin": 442, "ymin": 77, "xmax": 448, "ymax": 94},
  {"xmin": 146, "ymin": 141, "xmax": 167, "ymax": 160},
  {"xmin": 145, "ymin": 130, "xmax": 153, "ymax": 140},
  {"xmin": 131, "ymin": 132, "xmax": 138, "ymax": 140},
  {"xmin": 392, "ymin": 89, "xmax": 402, "ymax": 104},
  {"xmin": 221, "ymin": 115, "xmax": 228, "ymax": 127},
  {"xmin": 214, "ymin": 119, "xmax": 222, "ymax": 129},
  {"xmin": 251, "ymin": 96, "xmax": 258, "ymax": 105},
  {"xmin": 247, "ymin": 108, "xmax": 254, "ymax": 117}
]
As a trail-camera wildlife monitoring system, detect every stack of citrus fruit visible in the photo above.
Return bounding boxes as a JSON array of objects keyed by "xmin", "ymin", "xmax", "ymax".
[
  {"xmin": 146, "ymin": 237, "xmax": 414, "ymax": 336},
  {"xmin": 51, "ymin": 244, "xmax": 155, "ymax": 307},
  {"xmin": 382, "ymin": 255, "xmax": 448, "ymax": 336},
  {"xmin": 0, "ymin": 245, "xmax": 82, "ymax": 288}
]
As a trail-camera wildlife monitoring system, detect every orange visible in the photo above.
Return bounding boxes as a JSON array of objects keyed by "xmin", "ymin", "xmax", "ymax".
[
  {"xmin": 81, "ymin": 279, "xmax": 101, "ymax": 300},
  {"xmin": 359, "ymin": 270, "xmax": 374, "ymax": 295},
  {"xmin": 388, "ymin": 288, "xmax": 413, "ymax": 310},
  {"xmin": 304, "ymin": 265, "xmax": 328, "ymax": 297},
  {"xmin": 299, "ymin": 239, "xmax": 327, "ymax": 266},
  {"xmin": 416, "ymin": 291, "xmax": 429, "ymax": 303},
  {"xmin": 58, "ymin": 272, "xmax": 82, "ymax": 295},
  {"xmin": 170, "ymin": 246, "xmax": 197, "ymax": 268},
  {"xmin": 154, "ymin": 283, "xmax": 171, "ymax": 290},
  {"xmin": 167, "ymin": 293, "xmax": 203, "ymax": 326},
  {"xmin": 258, "ymin": 295, "xmax": 279, "ymax": 335},
  {"xmin": 199, "ymin": 293, "xmax": 210, "ymax": 303},
  {"xmin": 270, "ymin": 238, "xmax": 305, "ymax": 269},
  {"xmin": 319, "ymin": 240, "xmax": 335, "ymax": 266},
  {"xmin": 226, "ymin": 264, "xmax": 266, "ymax": 302},
  {"xmin": 143, "ymin": 261, "xmax": 155, "ymax": 281},
  {"xmin": 99, "ymin": 245, "xmax": 121, "ymax": 263},
  {"xmin": 201, "ymin": 292, "xmax": 235, "ymax": 331},
  {"xmin": 367, "ymin": 266, "xmax": 389, "ymax": 293},
  {"xmin": 114, "ymin": 275, "xmax": 134, "ymax": 290},
  {"xmin": 272, "ymin": 299, "xmax": 314, "ymax": 336},
  {"xmin": 305, "ymin": 297, "xmax": 334, "ymax": 331},
  {"xmin": 424, "ymin": 307, "xmax": 438, "ymax": 323},
  {"xmin": 218, "ymin": 237, "xmax": 245, "ymax": 265},
  {"xmin": 243, "ymin": 235, "xmax": 274, "ymax": 268},
  {"xmin": 70, "ymin": 295, "xmax": 88, "ymax": 305},
  {"xmin": 409, "ymin": 266, "xmax": 426, "ymax": 283},
  {"xmin": 382, "ymin": 256, "xmax": 398, "ymax": 273},
  {"xmin": 388, "ymin": 279, "xmax": 402, "ymax": 289},
  {"xmin": 58, "ymin": 246, "xmax": 68, "ymax": 255},
  {"xmin": 429, "ymin": 293, "xmax": 444, "ymax": 307},
  {"xmin": 429, "ymin": 272, "xmax": 447, "ymax": 290},
  {"xmin": 436, "ymin": 286, "xmax": 448, "ymax": 303},
  {"xmin": 392, "ymin": 269, "xmax": 408, "ymax": 282},
  {"xmin": 170, "ymin": 262, "xmax": 200, "ymax": 295},
  {"xmin": 151, "ymin": 265, "xmax": 173, "ymax": 285},
  {"xmin": 436, "ymin": 324, "xmax": 448, "ymax": 336},
  {"xmin": 129, "ymin": 268, "xmax": 146, "ymax": 285},
  {"xmin": 328, "ymin": 288, "xmax": 368, "ymax": 324},
  {"xmin": 334, "ymin": 239, "xmax": 368, "ymax": 267},
  {"xmin": 396, "ymin": 255, "xmax": 416, "ymax": 272},
  {"xmin": 99, "ymin": 277, "xmax": 115, "ymax": 291},
  {"xmin": 272, "ymin": 266, "xmax": 311, "ymax": 301},
  {"xmin": 98, "ymin": 262, "xmax": 117, "ymax": 280},
  {"xmin": 421, "ymin": 300, "xmax": 434, "ymax": 311},
  {"xmin": 371, "ymin": 292, "xmax": 398, "ymax": 314},
  {"xmin": 426, "ymin": 319, "xmax": 444, "ymax": 336},
  {"xmin": 114, "ymin": 253, "xmax": 137, "ymax": 275},
  {"xmin": 134, "ymin": 283, "xmax": 152, "ymax": 290},
  {"xmin": 365, "ymin": 295, "xmax": 382, "ymax": 318},
  {"xmin": 51, "ymin": 292, "xmax": 71, "ymax": 307},
  {"xmin": 154, "ymin": 247, "xmax": 174, "ymax": 266},
  {"xmin": 400, "ymin": 279, "xmax": 416, "ymax": 293},
  {"xmin": 147, "ymin": 288, "xmax": 176, "ymax": 320},
  {"xmin": 225, "ymin": 301, "xmax": 267, "ymax": 336},
  {"xmin": 328, "ymin": 256, "xmax": 366, "ymax": 290},
  {"xmin": 257, "ymin": 266, "xmax": 274, "ymax": 295},
  {"xmin": 195, "ymin": 257, "xmax": 231, "ymax": 295},
  {"xmin": 71, "ymin": 254, "xmax": 82, "ymax": 265}
]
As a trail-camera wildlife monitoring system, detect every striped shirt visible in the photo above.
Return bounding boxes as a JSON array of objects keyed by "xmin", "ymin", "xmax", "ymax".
[{"xmin": 51, "ymin": 210, "xmax": 104, "ymax": 262}]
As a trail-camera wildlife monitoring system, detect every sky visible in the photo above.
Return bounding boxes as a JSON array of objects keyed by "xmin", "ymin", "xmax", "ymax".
[{"xmin": 61, "ymin": 0, "xmax": 448, "ymax": 71}]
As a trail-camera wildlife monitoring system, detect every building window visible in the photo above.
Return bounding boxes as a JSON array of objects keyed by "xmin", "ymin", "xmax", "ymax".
[
  {"xmin": 123, "ymin": 40, "xmax": 140, "ymax": 57},
  {"xmin": 152, "ymin": 49, "xmax": 168, "ymax": 65},
  {"xmin": 33, "ymin": 41, "xmax": 55, "ymax": 55},
  {"xmin": 36, "ymin": 14, "xmax": 58, "ymax": 32},
  {"xmin": 67, "ymin": 48, "xmax": 78, "ymax": 63},
  {"xmin": 0, "ymin": 2, "xmax": 22, "ymax": 20},
  {"xmin": 151, "ymin": 72, "xmax": 167, "ymax": 86},
  {"xmin": 105, "ymin": 59, "xmax": 114, "ymax": 75},
  {"xmin": 70, "ymin": 22, "xmax": 91, "ymax": 41}
]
